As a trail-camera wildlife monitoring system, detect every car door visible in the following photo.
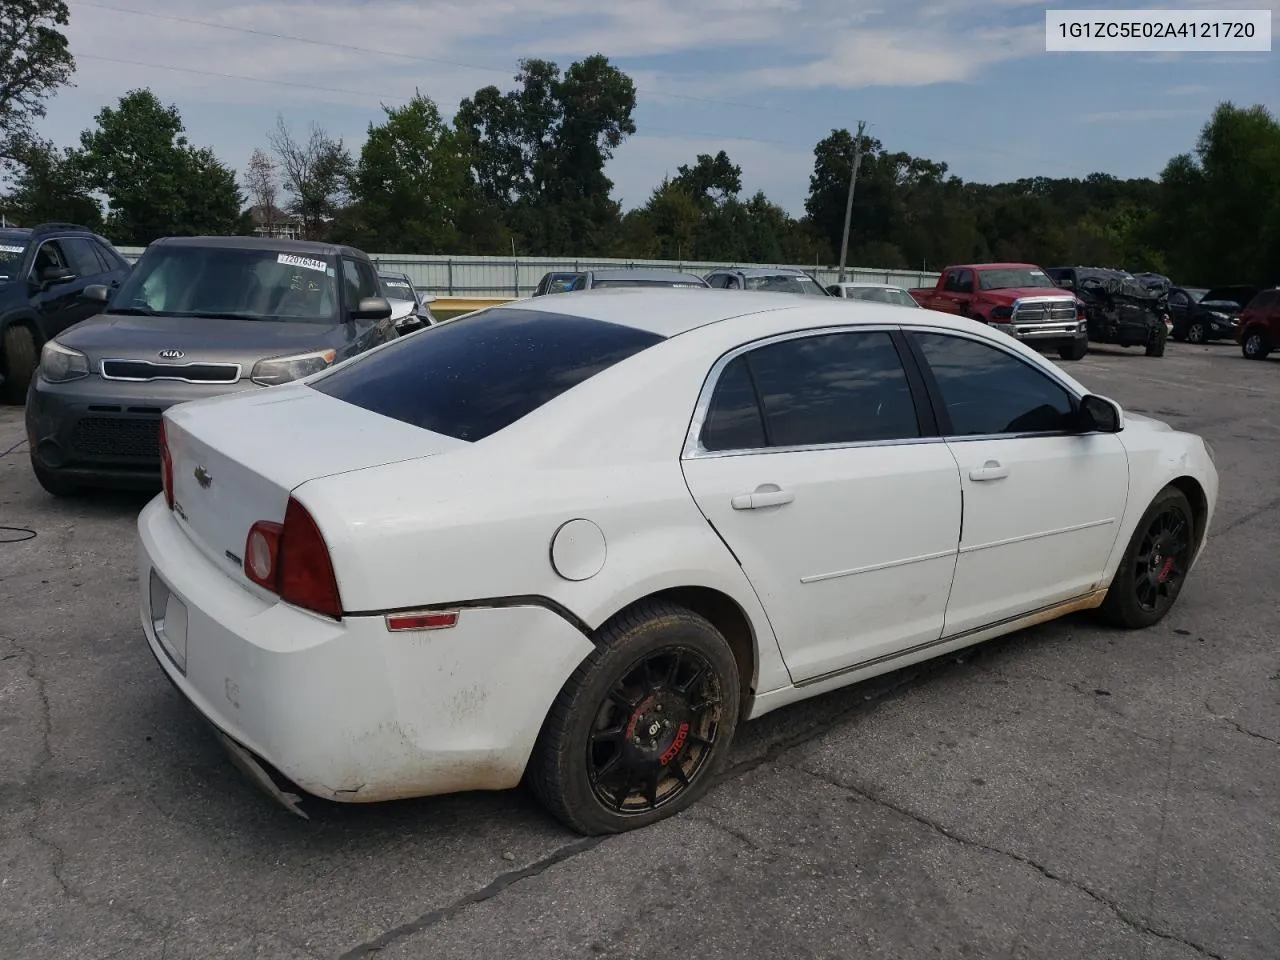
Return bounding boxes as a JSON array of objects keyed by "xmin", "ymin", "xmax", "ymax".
[
  {"xmin": 341, "ymin": 256, "xmax": 395, "ymax": 352},
  {"xmin": 905, "ymin": 329, "xmax": 1129, "ymax": 636},
  {"xmin": 29, "ymin": 239, "xmax": 101, "ymax": 339},
  {"xmin": 934, "ymin": 269, "xmax": 966, "ymax": 315},
  {"xmin": 680, "ymin": 327, "xmax": 963, "ymax": 684}
]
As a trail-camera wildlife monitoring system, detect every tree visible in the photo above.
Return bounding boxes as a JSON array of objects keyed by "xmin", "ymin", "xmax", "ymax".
[
  {"xmin": 0, "ymin": 0, "xmax": 75, "ymax": 163},
  {"xmin": 0, "ymin": 137, "xmax": 100, "ymax": 227},
  {"xmin": 242, "ymin": 147, "xmax": 278, "ymax": 232},
  {"xmin": 1155, "ymin": 102, "xmax": 1280, "ymax": 286},
  {"xmin": 348, "ymin": 92, "xmax": 476, "ymax": 253},
  {"xmin": 455, "ymin": 55, "xmax": 637, "ymax": 254},
  {"xmin": 268, "ymin": 117, "xmax": 352, "ymax": 241},
  {"xmin": 673, "ymin": 151, "xmax": 742, "ymax": 205},
  {"xmin": 78, "ymin": 88, "xmax": 246, "ymax": 243}
]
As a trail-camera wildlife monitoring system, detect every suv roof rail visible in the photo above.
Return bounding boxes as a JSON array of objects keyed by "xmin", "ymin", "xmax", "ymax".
[{"xmin": 32, "ymin": 222, "xmax": 91, "ymax": 234}]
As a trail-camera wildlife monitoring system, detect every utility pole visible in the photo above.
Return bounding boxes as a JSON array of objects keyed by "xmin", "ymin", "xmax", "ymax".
[{"xmin": 837, "ymin": 120, "xmax": 867, "ymax": 284}]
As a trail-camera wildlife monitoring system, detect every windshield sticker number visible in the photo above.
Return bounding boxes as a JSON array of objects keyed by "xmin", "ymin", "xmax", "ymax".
[
  {"xmin": 278, "ymin": 253, "xmax": 327, "ymax": 273},
  {"xmin": 0, "ymin": 244, "xmax": 25, "ymax": 254}
]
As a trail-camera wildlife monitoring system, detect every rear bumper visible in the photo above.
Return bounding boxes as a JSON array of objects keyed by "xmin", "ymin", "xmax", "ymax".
[
  {"xmin": 26, "ymin": 374, "xmax": 253, "ymax": 485},
  {"xmin": 137, "ymin": 496, "xmax": 595, "ymax": 805}
]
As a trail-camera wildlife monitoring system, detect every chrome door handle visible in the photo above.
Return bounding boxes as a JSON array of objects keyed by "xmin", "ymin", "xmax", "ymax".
[
  {"xmin": 969, "ymin": 460, "xmax": 1009, "ymax": 482},
  {"xmin": 731, "ymin": 486, "xmax": 794, "ymax": 510}
]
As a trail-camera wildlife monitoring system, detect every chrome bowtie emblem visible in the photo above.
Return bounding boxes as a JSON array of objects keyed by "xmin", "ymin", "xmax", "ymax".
[
  {"xmin": 158, "ymin": 349, "xmax": 185, "ymax": 360},
  {"xmin": 193, "ymin": 466, "xmax": 212, "ymax": 489}
]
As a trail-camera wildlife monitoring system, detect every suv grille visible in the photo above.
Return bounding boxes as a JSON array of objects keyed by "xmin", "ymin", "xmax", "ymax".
[
  {"xmin": 101, "ymin": 359, "xmax": 240, "ymax": 383},
  {"xmin": 1012, "ymin": 300, "xmax": 1077, "ymax": 323},
  {"xmin": 70, "ymin": 416, "xmax": 161, "ymax": 459}
]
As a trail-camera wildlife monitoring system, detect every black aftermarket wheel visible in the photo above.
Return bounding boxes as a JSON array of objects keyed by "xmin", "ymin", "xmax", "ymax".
[
  {"xmin": 528, "ymin": 600, "xmax": 740, "ymax": 835},
  {"xmin": 1099, "ymin": 486, "xmax": 1195, "ymax": 629}
]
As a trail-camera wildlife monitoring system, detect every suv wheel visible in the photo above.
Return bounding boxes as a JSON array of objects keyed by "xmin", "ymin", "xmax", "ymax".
[
  {"xmin": 1, "ymin": 324, "xmax": 39, "ymax": 405},
  {"xmin": 1185, "ymin": 321, "xmax": 1207, "ymax": 344},
  {"xmin": 1242, "ymin": 330, "xmax": 1270, "ymax": 360}
]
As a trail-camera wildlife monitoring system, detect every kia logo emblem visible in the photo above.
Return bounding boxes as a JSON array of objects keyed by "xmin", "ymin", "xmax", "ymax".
[{"xmin": 158, "ymin": 349, "xmax": 185, "ymax": 360}]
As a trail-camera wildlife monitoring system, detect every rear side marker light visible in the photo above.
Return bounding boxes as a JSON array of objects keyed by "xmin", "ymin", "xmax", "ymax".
[{"xmin": 385, "ymin": 611, "xmax": 459, "ymax": 632}]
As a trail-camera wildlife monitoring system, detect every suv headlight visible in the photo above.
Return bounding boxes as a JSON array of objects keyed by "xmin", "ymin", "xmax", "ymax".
[
  {"xmin": 250, "ymin": 349, "xmax": 336, "ymax": 386},
  {"xmin": 40, "ymin": 341, "xmax": 90, "ymax": 383}
]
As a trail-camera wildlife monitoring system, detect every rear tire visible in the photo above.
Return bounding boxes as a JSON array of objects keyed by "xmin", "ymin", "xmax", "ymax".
[
  {"xmin": 1242, "ymin": 330, "xmax": 1270, "ymax": 360},
  {"xmin": 1, "ymin": 324, "xmax": 38, "ymax": 405},
  {"xmin": 528, "ymin": 600, "xmax": 741, "ymax": 835},
  {"xmin": 1144, "ymin": 321, "xmax": 1167, "ymax": 357},
  {"xmin": 1098, "ymin": 486, "xmax": 1196, "ymax": 629},
  {"xmin": 31, "ymin": 458, "xmax": 81, "ymax": 498},
  {"xmin": 1058, "ymin": 339, "xmax": 1088, "ymax": 361}
]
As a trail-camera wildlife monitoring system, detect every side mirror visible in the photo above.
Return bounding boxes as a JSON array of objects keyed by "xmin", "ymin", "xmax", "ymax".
[
  {"xmin": 351, "ymin": 296, "xmax": 392, "ymax": 321},
  {"xmin": 80, "ymin": 284, "xmax": 111, "ymax": 303},
  {"xmin": 1074, "ymin": 394, "xmax": 1123, "ymax": 433}
]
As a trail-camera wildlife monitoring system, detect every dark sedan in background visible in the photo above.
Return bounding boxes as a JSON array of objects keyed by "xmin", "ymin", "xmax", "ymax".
[
  {"xmin": 25, "ymin": 236, "xmax": 395, "ymax": 496},
  {"xmin": 1169, "ymin": 284, "xmax": 1259, "ymax": 343}
]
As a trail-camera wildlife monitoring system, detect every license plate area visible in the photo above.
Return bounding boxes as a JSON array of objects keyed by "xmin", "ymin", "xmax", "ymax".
[{"xmin": 149, "ymin": 569, "xmax": 189, "ymax": 674}]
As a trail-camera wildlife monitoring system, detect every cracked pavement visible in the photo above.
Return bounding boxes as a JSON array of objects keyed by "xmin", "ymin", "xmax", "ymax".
[{"xmin": 2, "ymin": 342, "xmax": 1279, "ymax": 960}]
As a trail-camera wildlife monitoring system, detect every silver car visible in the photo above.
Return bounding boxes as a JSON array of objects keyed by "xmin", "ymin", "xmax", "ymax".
[
  {"xmin": 379, "ymin": 271, "xmax": 438, "ymax": 332},
  {"xmin": 564, "ymin": 269, "xmax": 710, "ymax": 291},
  {"xmin": 704, "ymin": 266, "xmax": 830, "ymax": 296},
  {"xmin": 25, "ymin": 236, "xmax": 396, "ymax": 496},
  {"xmin": 826, "ymin": 282, "xmax": 920, "ymax": 307}
]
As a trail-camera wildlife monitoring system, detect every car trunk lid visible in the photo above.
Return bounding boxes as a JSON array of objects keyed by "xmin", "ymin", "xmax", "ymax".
[{"xmin": 163, "ymin": 384, "xmax": 467, "ymax": 583}]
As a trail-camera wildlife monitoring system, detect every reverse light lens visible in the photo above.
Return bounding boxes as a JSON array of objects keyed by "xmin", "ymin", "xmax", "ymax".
[
  {"xmin": 40, "ymin": 340, "xmax": 90, "ymax": 383},
  {"xmin": 245, "ymin": 522, "xmax": 281, "ymax": 585},
  {"xmin": 250, "ymin": 349, "xmax": 337, "ymax": 386}
]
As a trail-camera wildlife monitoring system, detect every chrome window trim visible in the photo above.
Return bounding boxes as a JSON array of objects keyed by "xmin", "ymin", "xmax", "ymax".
[
  {"xmin": 682, "ymin": 322, "xmax": 1091, "ymax": 461},
  {"xmin": 100, "ymin": 358, "xmax": 244, "ymax": 384}
]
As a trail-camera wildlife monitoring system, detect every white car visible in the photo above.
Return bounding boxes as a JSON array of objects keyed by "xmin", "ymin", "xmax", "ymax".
[
  {"xmin": 138, "ymin": 289, "xmax": 1218, "ymax": 834},
  {"xmin": 827, "ymin": 282, "xmax": 920, "ymax": 307}
]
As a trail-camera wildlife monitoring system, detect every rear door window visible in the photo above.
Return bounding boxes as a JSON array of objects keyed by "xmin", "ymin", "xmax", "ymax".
[{"xmin": 310, "ymin": 308, "xmax": 664, "ymax": 441}]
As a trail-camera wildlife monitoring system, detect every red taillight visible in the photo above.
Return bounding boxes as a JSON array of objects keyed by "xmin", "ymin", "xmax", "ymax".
[
  {"xmin": 242, "ymin": 497, "xmax": 342, "ymax": 620},
  {"xmin": 159, "ymin": 419, "xmax": 174, "ymax": 509}
]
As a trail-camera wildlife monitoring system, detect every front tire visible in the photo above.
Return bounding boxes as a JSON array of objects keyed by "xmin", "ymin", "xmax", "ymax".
[
  {"xmin": 1, "ymin": 324, "xmax": 38, "ymax": 405},
  {"xmin": 1145, "ymin": 321, "xmax": 1167, "ymax": 357},
  {"xmin": 1185, "ymin": 321, "xmax": 1206, "ymax": 344},
  {"xmin": 1242, "ymin": 330, "xmax": 1270, "ymax": 360},
  {"xmin": 1058, "ymin": 338, "xmax": 1088, "ymax": 361},
  {"xmin": 528, "ymin": 600, "xmax": 741, "ymax": 835},
  {"xmin": 1098, "ymin": 486, "xmax": 1196, "ymax": 629}
]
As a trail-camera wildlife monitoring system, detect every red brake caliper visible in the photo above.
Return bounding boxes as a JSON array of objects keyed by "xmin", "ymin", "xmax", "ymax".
[{"xmin": 1158, "ymin": 558, "xmax": 1175, "ymax": 583}]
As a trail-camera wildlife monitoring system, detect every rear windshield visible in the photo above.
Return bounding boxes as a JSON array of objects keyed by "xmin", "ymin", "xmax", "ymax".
[
  {"xmin": 744, "ymin": 274, "xmax": 827, "ymax": 296},
  {"xmin": 309, "ymin": 307, "xmax": 664, "ymax": 441}
]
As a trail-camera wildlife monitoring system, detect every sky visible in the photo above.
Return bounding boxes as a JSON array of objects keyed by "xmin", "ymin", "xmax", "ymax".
[{"xmin": 32, "ymin": 0, "xmax": 1280, "ymax": 217}]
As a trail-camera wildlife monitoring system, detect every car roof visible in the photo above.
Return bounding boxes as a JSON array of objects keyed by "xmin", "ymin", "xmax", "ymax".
[
  {"xmin": 150, "ymin": 235, "xmax": 369, "ymax": 259},
  {"xmin": 0, "ymin": 228, "xmax": 31, "ymax": 243},
  {"xmin": 503, "ymin": 287, "xmax": 974, "ymax": 338},
  {"xmin": 954, "ymin": 263, "xmax": 1040, "ymax": 271},
  {"xmin": 589, "ymin": 268, "xmax": 706, "ymax": 283}
]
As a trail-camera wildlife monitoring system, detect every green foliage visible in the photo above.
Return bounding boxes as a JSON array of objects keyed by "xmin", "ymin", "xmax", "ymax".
[
  {"xmin": 77, "ymin": 89, "xmax": 245, "ymax": 243},
  {"xmin": 1154, "ymin": 103, "xmax": 1280, "ymax": 286},
  {"xmin": 0, "ymin": 137, "xmax": 100, "ymax": 228},
  {"xmin": 0, "ymin": 0, "xmax": 75, "ymax": 163}
]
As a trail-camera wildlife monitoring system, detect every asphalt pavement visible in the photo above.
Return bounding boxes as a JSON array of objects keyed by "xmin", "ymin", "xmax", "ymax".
[{"xmin": 1, "ymin": 340, "xmax": 1278, "ymax": 960}]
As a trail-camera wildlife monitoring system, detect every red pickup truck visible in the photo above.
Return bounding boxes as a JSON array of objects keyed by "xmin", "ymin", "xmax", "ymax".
[{"xmin": 910, "ymin": 263, "xmax": 1089, "ymax": 361}]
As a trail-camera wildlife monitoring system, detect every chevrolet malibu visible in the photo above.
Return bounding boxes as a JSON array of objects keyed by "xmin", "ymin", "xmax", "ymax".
[
  {"xmin": 138, "ymin": 288, "xmax": 1218, "ymax": 834},
  {"xmin": 26, "ymin": 236, "xmax": 396, "ymax": 496}
]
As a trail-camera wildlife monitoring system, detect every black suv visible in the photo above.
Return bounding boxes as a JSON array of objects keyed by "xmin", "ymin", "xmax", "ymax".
[{"xmin": 0, "ymin": 223, "xmax": 132, "ymax": 403}]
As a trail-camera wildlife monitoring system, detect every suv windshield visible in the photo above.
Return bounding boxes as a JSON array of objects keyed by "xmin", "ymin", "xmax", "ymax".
[
  {"xmin": 380, "ymin": 275, "xmax": 416, "ymax": 300},
  {"xmin": 978, "ymin": 268, "xmax": 1056, "ymax": 290},
  {"xmin": 110, "ymin": 246, "xmax": 341, "ymax": 322},
  {"xmin": 744, "ymin": 274, "xmax": 827, "ymax": 296},
  {"xmin": 591, "ymin": 278, "xmax": 703, "ymax": 289},
  {"xmin": 847, "ymin": 287, "xmax": 916, "ymax": 306},
  {"xmin": 0, "ymin": 237, "xmax": 27, "ymax": 283}
]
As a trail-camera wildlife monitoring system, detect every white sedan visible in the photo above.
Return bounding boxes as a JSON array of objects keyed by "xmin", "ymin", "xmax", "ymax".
[{"xmin": 138, "ymin": 289, "xmax": 1218, "ymax": 834}]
